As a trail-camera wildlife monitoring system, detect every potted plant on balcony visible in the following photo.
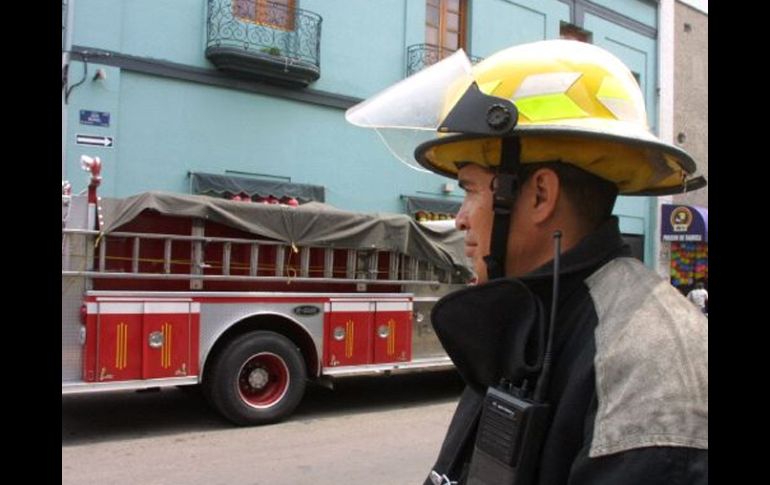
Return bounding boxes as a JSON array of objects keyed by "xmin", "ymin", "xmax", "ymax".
[{"xmin": 260, "ymin": 46, "xmax": 282, "ymax": 56}]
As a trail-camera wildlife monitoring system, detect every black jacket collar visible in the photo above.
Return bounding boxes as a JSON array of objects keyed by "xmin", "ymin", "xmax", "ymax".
[{"xmin": 431, "ymin": 217, "xmax": 630, "ymax": 391}]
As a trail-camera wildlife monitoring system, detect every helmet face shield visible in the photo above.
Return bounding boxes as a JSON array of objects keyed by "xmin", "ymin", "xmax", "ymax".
[{"xmin": 345, "ymin": 50, "xmax": 476, "ymax": 171}]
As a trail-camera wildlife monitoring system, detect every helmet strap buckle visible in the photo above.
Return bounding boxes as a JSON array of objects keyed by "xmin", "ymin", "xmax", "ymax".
[{"xmin": 491, "ymin": 172, "xmax": 519, "ymax": 212}]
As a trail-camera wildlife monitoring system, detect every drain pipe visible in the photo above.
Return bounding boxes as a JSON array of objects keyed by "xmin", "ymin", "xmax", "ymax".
[{"xmin": 62, "ymin": 0, "xmax": 76, "ymax": 180}]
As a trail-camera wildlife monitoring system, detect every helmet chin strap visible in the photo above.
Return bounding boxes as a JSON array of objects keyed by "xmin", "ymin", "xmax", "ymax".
[{"xmin": 483, "ymin": 136, "xmax": 522, "ymax": 280}]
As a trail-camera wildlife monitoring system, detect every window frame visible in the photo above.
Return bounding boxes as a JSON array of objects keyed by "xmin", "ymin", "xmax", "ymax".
[
  {"xmin": 426, "ymin": 0, "xmax": 468, "ymax": 57},
  {"xmin": 232, "ymin": 0, "xmax": 296, "ymax": 32}
]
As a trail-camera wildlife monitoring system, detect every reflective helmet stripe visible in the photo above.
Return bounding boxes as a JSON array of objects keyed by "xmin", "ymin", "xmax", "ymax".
[
  {"xmin": 513, "ymin": 72, "xmax": 582, "ymax": 98},
  {"xmin": 512, "ymin": 72, "xmax": 588, "ymax": 122},
  {"xmin": 515, "ymin": 93, "xmax": 589, "ymax": 122}
]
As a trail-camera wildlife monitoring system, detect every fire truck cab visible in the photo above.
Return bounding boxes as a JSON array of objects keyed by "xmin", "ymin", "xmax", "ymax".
[{"xmin": 62, "ymin": 163, "xmax": 471, "ymax": 425}]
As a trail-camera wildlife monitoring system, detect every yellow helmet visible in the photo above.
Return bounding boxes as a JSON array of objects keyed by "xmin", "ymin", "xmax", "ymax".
[{"xmin": 347, "ymin": 40, "xmax": 705, "ymax": 196}]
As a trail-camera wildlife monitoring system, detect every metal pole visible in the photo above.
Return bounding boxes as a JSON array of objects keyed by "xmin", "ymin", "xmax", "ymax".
[
  {"xmin": 62, "ymin": 0, "xmax": 76, "ymax": 180},
  {"xmin": 654, "ymin": 0, "xmax": 675, "ymax": 278}
]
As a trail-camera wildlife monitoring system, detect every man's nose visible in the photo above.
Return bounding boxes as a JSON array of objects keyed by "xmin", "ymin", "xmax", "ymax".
[{"xmin": 455, "ymin": 205, "xmax": 469, "ymax": 231}]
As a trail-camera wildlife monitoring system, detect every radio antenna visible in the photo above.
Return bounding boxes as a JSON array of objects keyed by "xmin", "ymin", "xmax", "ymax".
[{"xmin": 534, "ymin": 230, "xmax": 561, "ymax": 402}]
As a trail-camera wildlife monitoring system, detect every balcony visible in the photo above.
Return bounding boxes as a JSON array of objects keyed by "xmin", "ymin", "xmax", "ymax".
[
  {"xmin": 406, "ymin": 44, "xmax": 483, "ymax": 77},
  {"xmin": 206, "ymin": 0, "xmax": 322, "ymax": 87}
]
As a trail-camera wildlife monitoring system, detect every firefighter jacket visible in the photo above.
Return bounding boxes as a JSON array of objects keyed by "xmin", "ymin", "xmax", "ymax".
[{"xmin": 424, "ymin": 217, "xmax": 708, "ymax": 485}]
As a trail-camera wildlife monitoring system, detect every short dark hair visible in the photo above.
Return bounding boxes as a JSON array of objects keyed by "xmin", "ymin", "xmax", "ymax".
[{"xmin": 518, "ymin": 161, "xmax": 619, "ymax": 231}]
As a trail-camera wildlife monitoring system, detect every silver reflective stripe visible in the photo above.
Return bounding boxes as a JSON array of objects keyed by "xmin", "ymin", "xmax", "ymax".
[
  {"xmin": 596, "ymin": 97, "xmax": 636, "ymax": 122},
  {"xmin": 586, "ymin": 258, "xmax": 708, "ymax": 457},
  {"xmin": 512, "ymin": 72, "xmax": 582, "ymax": 99}
]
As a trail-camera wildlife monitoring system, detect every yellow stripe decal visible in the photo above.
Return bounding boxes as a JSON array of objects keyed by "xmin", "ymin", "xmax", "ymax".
[
  {"xmin": 115, "ymin": 322, "xmax": 128, "ymax": 370},
  {"xmin": 166, "ymin": 324, "xmax": 170, "ymax": 368},
  {"xmin": 161, "ymin": 323, "xmax": 173, "ymax": 369},
  {"xmin": 162, "ymin": 324, "xmax": 166, "ymax": 368},
  {"xmin": 350, "ymin": 320, "xmax": 355, "ymax": 358},
  {"xmin": 345, "ymin": 320, "xmax": 352, "ymax": 358},
  {"xmin": 115, "ymin": 323, "xmax": 120, "ymax": 369}
]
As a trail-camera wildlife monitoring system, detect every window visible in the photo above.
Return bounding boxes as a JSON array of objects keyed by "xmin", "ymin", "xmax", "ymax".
[
  {"xmin": 560, "ymin": 23, "xmax": 592, "ymax": 43},
  {"xmin": 426, "ymin": 0, "xmax": 467, "ymax": 58},
  {"xmin": 233, "ymin": 0, "xmax": 295, "ymax": 31}
]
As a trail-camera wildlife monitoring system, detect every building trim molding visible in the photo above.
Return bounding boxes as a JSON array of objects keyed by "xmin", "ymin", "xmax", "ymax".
[
  {"xmin": 558, "ymin": 0, "xmax": 657, "ymax": 38},
  {"xmin": 70, "ymin": 46, "xmax": 361, "ymax": 110}
]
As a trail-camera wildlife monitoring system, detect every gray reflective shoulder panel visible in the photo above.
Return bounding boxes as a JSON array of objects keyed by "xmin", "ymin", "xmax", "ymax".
[{"xmin": 586, "ymin": 257, "xmax": 708, "ymax": 457}]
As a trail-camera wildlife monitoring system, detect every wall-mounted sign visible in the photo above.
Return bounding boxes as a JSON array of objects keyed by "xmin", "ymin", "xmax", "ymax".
[
  {"xmin": 76, "ymin": 134, "xmax": 114, "ymax": 148},
  {"xmin": 661, "ymin": 204, "xmax": 708, "ymax": 242},
  {"xmin": 79, "ymin": 110, "xmax": 110, "ymax": 127}
]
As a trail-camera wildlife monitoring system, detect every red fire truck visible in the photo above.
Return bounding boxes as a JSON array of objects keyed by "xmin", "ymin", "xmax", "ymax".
[{"xmin": 62, "ymin": 158, "xmax": 471, "ymax": 425}]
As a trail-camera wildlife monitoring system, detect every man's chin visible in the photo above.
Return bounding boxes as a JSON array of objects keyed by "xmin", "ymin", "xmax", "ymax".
[{"xmin": 473, "ymin": 265, "xmax": 488, "ymax": 284}]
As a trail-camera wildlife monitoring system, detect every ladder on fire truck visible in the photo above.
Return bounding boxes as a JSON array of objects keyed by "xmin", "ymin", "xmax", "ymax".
[{"xmin": 62, "ymin": 229, "xmax": 458, "ymax": 287}]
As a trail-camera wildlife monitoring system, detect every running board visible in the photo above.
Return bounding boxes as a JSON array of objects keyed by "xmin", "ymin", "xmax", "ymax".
[
  {"xmin": 322, "ymin": 357, "xmax": 454, "ymax": 378},
  {"xmin": 62, "ymin": 376, "xmax": 199, "ymax": 394}
]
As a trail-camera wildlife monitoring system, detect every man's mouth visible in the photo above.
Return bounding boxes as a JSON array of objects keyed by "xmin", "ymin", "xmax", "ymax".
[{"xmin": 464, "ymin": 242, "xmax": 477, "ymax": 258}]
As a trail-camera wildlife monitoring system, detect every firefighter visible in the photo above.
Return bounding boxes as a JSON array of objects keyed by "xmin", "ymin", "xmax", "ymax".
[{"xmin": 347, "ymin": 40, "xmax": 707, "ymax": 484}]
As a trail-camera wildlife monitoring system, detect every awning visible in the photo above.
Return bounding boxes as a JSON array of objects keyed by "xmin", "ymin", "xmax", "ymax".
[
  {"xmin": 402, "ymin": 195, "xmax": 461, "ymax": 217},
  {"xmin": 190, "ymin": 172, "xmax": 325, "ymax": 202},
  {"xmin": 661, "ymin": 204, "xmax": 708, "ymax": 243}
]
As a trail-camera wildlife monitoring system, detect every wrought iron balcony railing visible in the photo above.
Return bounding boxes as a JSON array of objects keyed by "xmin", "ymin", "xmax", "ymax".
[
  {"xmin": 406, "ymin": 44, "xmax": 483, "ymax": 77},
  {"xmin": 206, "ymin": 0, "xmax": 322, "ymax": 87}
]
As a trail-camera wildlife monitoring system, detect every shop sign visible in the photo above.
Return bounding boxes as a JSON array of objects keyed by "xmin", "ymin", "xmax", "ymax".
[{"xmin": 661, "ymin": 204, "xmax": 708, "ymax": 242}]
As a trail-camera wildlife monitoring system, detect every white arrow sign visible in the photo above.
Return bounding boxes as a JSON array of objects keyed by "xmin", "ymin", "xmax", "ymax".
[{"xmin": 76, "ymin": 134, "xmax": 114, "ymax": 148}]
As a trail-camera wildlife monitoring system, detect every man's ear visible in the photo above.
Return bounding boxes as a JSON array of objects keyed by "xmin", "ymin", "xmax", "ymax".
[{"xmin": 529, "ymin": 168, "xmax": 560, "ymax": 224}]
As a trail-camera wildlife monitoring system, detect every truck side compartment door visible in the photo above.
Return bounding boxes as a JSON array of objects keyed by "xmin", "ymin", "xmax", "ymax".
[
  {"xmin": 372, "ymin": 300, "xmax": 412, "ymax": 364},
  {"xmin": 324, "ymin": 301, "xmax": 374, "ymax": 367},
  {"xmin": 84, "ymin": 299, "xmax": 200, "ymax": 382}
]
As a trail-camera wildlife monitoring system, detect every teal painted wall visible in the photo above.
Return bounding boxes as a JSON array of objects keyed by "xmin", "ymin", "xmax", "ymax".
[
  {"xmin": 73, "ymin": 0, "xmax": 208, "ymax": 65},
  {"xmin": 304, "ymin": 0, "xmax": 410, "ymax": 96},
  {"xmin": 65, "ymin": 0, "xmax": 661, "ymax": 262},
  {"xmin": 470, "ymin": 0, "xmax": 566, "ymax": 56},
  {"xmin": 65, "ymin": 69, "xmax": 458, "ymax": 213}
]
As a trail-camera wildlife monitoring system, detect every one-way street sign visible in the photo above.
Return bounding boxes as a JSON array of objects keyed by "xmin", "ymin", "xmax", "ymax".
[{"xmin": 76, "ymin": 134, "xmax": 114, "ymax": 148}]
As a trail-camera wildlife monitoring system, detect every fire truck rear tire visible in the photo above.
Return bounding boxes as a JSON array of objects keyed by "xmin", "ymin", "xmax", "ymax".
[{"xmin": 205, "ymin": 331, "xmax": 307, "ymax": 426}]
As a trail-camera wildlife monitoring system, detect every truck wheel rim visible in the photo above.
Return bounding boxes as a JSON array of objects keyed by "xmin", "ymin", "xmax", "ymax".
[{"xmin": 237, "ymin": 352, "xmax": 290, "ymax": 408}]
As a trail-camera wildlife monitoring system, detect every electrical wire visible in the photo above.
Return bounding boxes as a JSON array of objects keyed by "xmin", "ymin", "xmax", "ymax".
[{"xmin": 64, "ymin": 54, "xmax": 88, "ymax": 104}]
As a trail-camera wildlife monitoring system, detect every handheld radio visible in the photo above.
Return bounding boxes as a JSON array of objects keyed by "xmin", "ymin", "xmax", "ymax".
[{"xmin": 466, "ymin": 231, "xmax": 562, "ymax": 485}]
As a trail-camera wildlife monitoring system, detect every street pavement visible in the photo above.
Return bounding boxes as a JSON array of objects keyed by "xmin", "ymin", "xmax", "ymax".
[{"xmin": 62, "ymin": 371, "xmax": 465, "ymax": 485}]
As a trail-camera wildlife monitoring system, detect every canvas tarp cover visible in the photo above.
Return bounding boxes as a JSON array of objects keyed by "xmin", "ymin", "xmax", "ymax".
[{"xmin": 100, "ymin": 192, "xmax": 472, "ymax": 278}]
